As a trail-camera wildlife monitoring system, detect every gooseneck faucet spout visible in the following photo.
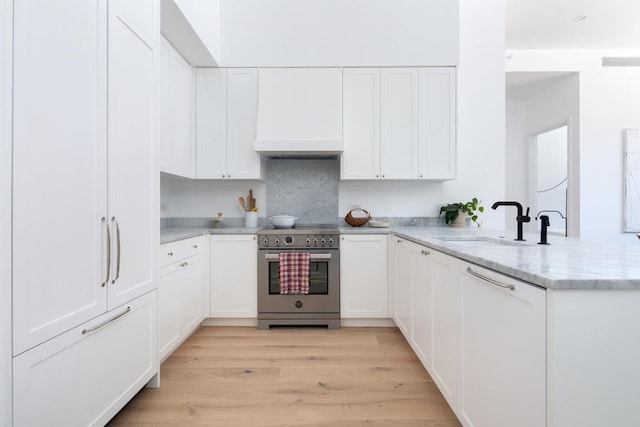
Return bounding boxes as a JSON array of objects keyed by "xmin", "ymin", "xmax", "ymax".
[{"xmin": 491, "ymin": 201, "xmax": 531, "ymax": 241}]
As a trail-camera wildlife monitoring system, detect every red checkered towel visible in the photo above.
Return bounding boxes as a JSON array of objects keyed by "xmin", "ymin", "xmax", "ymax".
[{"xmin": 279, "ymin": 252, "xmax": 310, "ymax": 294}]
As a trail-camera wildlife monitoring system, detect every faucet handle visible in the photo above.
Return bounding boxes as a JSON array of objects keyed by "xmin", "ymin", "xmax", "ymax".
[
  {"xmin": 525, "ymin": 207, "xmax": 530, "ymax": 217},
  {"xmin": 518, "ymin": 207, "xmax": 531, "ymax": 223}
]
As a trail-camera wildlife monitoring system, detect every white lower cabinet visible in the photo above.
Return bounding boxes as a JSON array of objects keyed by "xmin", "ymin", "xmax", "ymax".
[
  {"xmin": 340, "ymin": 234, "xmax": 388, "ymax": 318},
  {"xmin": 428, "ymin": 250, "xmax": 461, "ymax": 409},
  {"xmin": 458, "ymin": 264, "xmax": 546, "ymax": 427},
  {"xmin": 391, "ymin": 238, "xmax": 545, "ymax": 427},
  {"xmin": 158, "ymin": 236, "xmax": 205, "ymax": 361},
  {"xmin": 13, "ymin": 291, "xmax": 158, "ymax": 427},
  {"xmin": 210, "ymin": 235, "xmax": 258, "ymax": 318}
]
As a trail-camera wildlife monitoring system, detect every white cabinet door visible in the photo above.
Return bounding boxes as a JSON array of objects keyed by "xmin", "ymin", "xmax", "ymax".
[
  {"xmin": 179, "ymin": 253, "xmax": 205, "ymax": 334},
  {"xmin": 393, "ymin": 238, "xmax": 414, "ymax": 337},
  {"xmin": 381, "ymin": 68, "xmax": 418, "ymax": 179},
  {"xmin": 340, "ymin": 234, "xmax": 388, "ymax": 318},
  {"xmin": 158, "ymin": 263, "xmax": 181, "ymax": 361},
  {"xmin": 106, "ymin": 0, "xmax": 157, "ymax": 309},
  {"xmin": 341, "ymin": 68, "xmax": 381, "ymax": 179},
  {"xmin": 13, "ymin": 291, "xmax": 158, "ymax": 427},
  {"xmin": 159, "ymin": 37, "xmax": 194, "ymax": 178},
  {"xmin": 210, "ymin": 235, "xmax": 258, "ymax": 318},
  {"xmin": 12, "ymin": 0, "xmax": 108, "ymax": 355},
  {"xmin": 459, "ymin": 265, "xmax": 546, "ymax": 427},
  {"xmin": 418, "ymin": 67, "xmax": 456, "ymax": 180},
  {"xmin": 411, "ymin": 245, "xmax": 432, "ymax": 366},
  {"xmin": 227, "ymin": 68, "xmax": 261, "ymax": 179},
  {"xmin": 196, "ymin": 68, "xmax": 227, "ymax": 178},
  {"xmin": 196, "ymin": 68, "xmax": 261, "ymax": 180},
  {"xmin": 429, "ymin": 250, "xmax": 460, "ymax": 409}
]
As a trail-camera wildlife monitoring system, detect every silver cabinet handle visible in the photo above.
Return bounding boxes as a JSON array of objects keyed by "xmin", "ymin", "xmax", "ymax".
[
  {"xmin": 101, "ymin": 217, "xmax": 111, "ymax": 287},
  {"xmin": 81, "ymin": 306, "xmax": 131, "ymax": 335},
  {"xmin": 264, "ymin": 253, "xmax": 332, "ymax": 260},
  {"xmin": 193, "ymin": 245, "xmax": 198, "ymax": 249},
  {"xmin": 111, "ymin": 217, "xmax": 121, "ymax": 284},
  {"xmin": 466, "ymin": 267, "xmax": 515, "ymax": 291},
  {"xmin": 421, "ymin": 249, "xmax": 430, "ymax": 256}
]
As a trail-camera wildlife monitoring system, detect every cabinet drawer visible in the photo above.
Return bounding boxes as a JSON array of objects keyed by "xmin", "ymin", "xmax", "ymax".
[
  {"xmin": 160, "ymin": 235, "xmax": 204, "ymax": 266},
  {"xmin": 13, "ymin": 291, "xmax": 158, "ymax": 427}
]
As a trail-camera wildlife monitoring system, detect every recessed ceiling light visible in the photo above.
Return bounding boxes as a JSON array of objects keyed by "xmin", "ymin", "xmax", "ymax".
[{"xmin": 573, "ymin": 15, "xmax": 587, "ymax": 22}]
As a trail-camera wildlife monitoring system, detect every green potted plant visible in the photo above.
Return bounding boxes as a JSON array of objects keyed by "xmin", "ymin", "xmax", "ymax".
[{"xmin": 439, "ymin": 198, "xmax": 484, "ymax": 227}]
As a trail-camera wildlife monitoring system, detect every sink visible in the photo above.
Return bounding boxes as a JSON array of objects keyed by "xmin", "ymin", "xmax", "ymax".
[{"xmin": 436, "ymin": 236, "xmax": 535, "ymax": 247}]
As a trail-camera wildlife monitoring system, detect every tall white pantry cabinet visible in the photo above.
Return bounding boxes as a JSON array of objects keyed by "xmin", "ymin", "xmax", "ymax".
[{"xmin": 6, "ymin": 0, "xmax": 160, "ymax": 426}]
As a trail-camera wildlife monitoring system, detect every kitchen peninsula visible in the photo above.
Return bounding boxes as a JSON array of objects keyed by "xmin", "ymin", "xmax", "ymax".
[{"xmin": 161, "ymin": 223, "xmax": 640, "ymax": 427}]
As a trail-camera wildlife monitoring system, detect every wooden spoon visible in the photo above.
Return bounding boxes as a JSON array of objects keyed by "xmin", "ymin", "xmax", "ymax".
[{"xmin": 239, "ymin": 196, "xmax": 248, "ymax": 211}]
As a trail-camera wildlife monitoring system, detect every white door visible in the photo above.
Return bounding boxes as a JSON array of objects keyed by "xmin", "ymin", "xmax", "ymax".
[
  {"xmin": 393, "ymin": 238, "xmax": 413, "ymax": 337},
  {"xmin": 429, "ymin": 250, "xmax": 460, "ymax": 408},
  {"xmin": 106, "ymin": 0, "xmax": 157, "ymax": 308},
  {"xmin": 381, "ymin": 68, "xmax": 418, "ymax": 179},
  {"xmin": 168, "ymin": 43, "xmax": 195, "ymax": 178},
  {"xmin": 459, "ymin": 265, "xmax": 546, "ymax": 427},
  {"xmin": 342, "ymin": 68, "xmax": 381, "ymax": 179},
  {"xmin": 210, "ymin": 235, "xmax": 257, "ymax": 318},
  {"xmin": 418, "ymin": 67, "xmax": 456, "ymax": 180},
  {"xmin": 158, "ymin": 264, "xmax": 181, "ymax": 361},
  {"xmin": 196, "ymin": 68, "xmax": 227, "ymax": 178},
  {"xmin": 411, "ymin": 245, "xmax": 432, "ymax": 366},
  {"xmin": 227, "ymin": 68, "xmax": 260, "ymax": 179},
  {"xmin": 340, "ymin": 234, "xmax": 388, "ymax": 318},
  {"xmin": 179, "ymin": 254, "xmax": 205, "ymax": 334},
  {"xmin": 12, "ymin": 0, "xmax": 108, "ymax": 355}
]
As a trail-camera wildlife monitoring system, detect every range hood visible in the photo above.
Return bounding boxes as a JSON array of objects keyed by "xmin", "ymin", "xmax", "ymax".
[{"xmin": 254, "ymin": 68, "xmax": 343, "ymax": 157}]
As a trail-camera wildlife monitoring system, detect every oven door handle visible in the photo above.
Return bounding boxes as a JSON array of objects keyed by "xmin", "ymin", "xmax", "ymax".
[{"xmin": 264, "ymin": 253, "xmax": 332, "ymax": 260}]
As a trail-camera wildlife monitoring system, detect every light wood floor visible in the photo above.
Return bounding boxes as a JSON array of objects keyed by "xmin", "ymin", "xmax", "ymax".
[{"xmin": 107, "ymin": 326, "xmax": 461, "ymax": 427}]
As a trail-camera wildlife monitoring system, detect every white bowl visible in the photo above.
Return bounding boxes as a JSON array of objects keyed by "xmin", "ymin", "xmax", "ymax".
[{"xmin": 271, "ymin": 215, "xmax": 297, "ymax": 228}]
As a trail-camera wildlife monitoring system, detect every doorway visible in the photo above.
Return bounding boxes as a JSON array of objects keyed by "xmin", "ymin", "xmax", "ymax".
[{"xmin": 531, "ymin": 125, "xmax": 568, "ymax": 236}]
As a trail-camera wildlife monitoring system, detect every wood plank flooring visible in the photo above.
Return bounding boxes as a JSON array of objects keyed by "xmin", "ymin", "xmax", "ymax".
[{"xmin": 107, "ymin": 326, "xmax": 461, "ymax": 427}]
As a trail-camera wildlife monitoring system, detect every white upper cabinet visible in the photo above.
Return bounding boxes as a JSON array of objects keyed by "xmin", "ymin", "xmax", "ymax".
[
  {"xmin": 195, "ymin": 68, "xmax": 227, "ymax": 178},
  {"xmin": 381, "ymin": 68, "xmax": 419, "ymax": 179},
  {"xmin": 341, "ymin": 68, "xmax": 381, "ymax": 179},
  {"xmin": 159, "ymin": 36, "xmax": 195, "ymax": 178},
  {"xmin": 341, "ymin": 67, "xmax": 456, "ymax": 180},
  {"xmin": 196, "ymin": 68, "xmax": 263, "ymax": 179},
  {"xmin": 418, "ymin": 68, "xmax": 456, "ymax": 180}
]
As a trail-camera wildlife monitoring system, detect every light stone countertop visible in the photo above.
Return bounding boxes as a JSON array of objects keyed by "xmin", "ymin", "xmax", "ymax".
[{"xmin": 162, "ymin": 225, "xmax": 640, "ymax": 290}]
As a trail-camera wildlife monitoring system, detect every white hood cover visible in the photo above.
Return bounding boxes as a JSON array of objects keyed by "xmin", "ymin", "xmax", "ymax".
[{"xmin": 254, "ymin": 68, "xmax": 343, "ymax": 156}]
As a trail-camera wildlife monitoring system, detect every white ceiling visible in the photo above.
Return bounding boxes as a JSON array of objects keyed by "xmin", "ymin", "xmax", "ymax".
[{"xmin": 506, "ymin": 0, "xmax": 640, "ymax": 49}]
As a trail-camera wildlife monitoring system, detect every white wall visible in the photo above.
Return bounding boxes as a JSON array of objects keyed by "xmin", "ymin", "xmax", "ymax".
[
  {"xmin": 505, "ymin": 98, "xmax": 528, "ymax": 233},
  {"xmin": 0, "ymin": 0, "xmax": 11, "ymax": 423},
  {"xmin": 164, "ymin": 0, "xmax": 507, "ymax": 230},
  {"xmin": 506, "ymin": 73, "xmax": 579, "ymax": 236},
  {"xmin": 507, "ymin": 50, "xmax": 640, "ymax": 242},
  {"xmin": 174, "ymin": 0, "xmax": 220, "ymax": 60},
  {"xmin": 161, "ymin": 174, "xmax": 267, "ymax": 219},
  {"xmin": 219, "ymin": 0, "xmax": 458, "ymax": 67}
]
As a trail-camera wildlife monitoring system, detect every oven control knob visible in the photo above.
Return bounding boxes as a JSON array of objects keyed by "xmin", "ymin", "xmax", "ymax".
[
  {"xmin": 313, "ymin": 238, "xmax": 318, "ymax": 245},
  {"xmin": 328, "ymin": 237, "xmax": 334, "ymax": 245},
  {"xmin": 305, "ymin": 237, "xmax": 311, "ymax": 245},
  {"xmin": 295, "ymin": 300, "xmax": 303, "ymax": 308},
  {"xmin": 274, "ymin": 238, "xmax": 280, "ymax": 246},
  {"xmin": 284, "ymin": 236, "xmax": 294, "ymax": 245},
  {"xmin": 262, "ymin": 238, "xmax": 269, "ymax": 246},
  {"xmin": 320, "ymin": 237, "xmax": 326, "ymax": 245}
]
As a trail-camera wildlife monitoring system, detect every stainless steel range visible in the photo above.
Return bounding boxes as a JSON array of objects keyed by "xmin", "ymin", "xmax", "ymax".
[{"xmin": 257, "ymin": 225, "xmax": 340, "ymax": 330}]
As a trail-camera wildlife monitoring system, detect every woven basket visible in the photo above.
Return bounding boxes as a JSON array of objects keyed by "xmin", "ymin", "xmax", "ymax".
[{"xmin": 345, "ymin": 208, "xmax": 371, "ymax": 227}]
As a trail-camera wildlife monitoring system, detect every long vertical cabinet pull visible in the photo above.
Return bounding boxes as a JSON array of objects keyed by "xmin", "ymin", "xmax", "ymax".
[
  {"xmin": 102, "ymin": 217, "xmax": 111, "ymax": 287},
  {"xmin": 111, "ymin": 217, "xmax": 121, "ymax": 284}
]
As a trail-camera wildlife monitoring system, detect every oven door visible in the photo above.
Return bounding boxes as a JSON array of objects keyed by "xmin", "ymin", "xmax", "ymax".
[{"xmin": 257, "ymin": 249, "xmax": 340, "ymax": 314}]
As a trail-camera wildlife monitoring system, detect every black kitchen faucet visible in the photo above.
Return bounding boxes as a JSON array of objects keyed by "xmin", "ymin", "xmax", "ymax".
[{"xmin": 491, "ymin": 201, "xmax": 530, "ymax": 241}]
